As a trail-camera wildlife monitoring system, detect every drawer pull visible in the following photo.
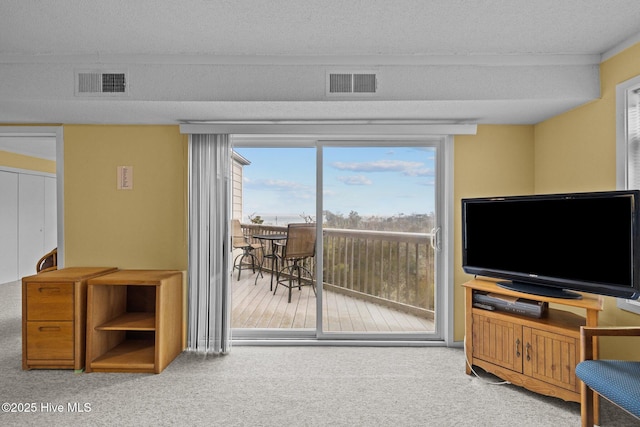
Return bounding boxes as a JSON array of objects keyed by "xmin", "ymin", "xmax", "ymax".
[
  {"xmin": 38, "ymin": 287, "xmax": 61, "ymax": 293},
  {"xmin": 515, "ymin": 338, "xmax": 521, "ymax": 358},
  {"xmin": 38, "ymin": 326, "xmax": 61, "ymax": 332}
]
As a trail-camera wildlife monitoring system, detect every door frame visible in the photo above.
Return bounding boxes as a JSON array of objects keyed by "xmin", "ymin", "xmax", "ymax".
[
  {"xmin": 0, "ymin": 126, "xmax": 64, "ymax": 269},
  {"xmin": 181, "ymin": 122, "xmax": 472, "ymax": 346},
  {"xmin": 230, "ymin": 134, "xmax": 455, "ymax": 346}
]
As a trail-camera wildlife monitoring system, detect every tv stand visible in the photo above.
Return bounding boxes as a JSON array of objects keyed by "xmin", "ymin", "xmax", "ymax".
[
  {"xmin": 497, "ymin": 280, "xmax": 582, "ymax": 300},
  {"xmin": 463, "ymin": 278, "xmax": 603, "ymax": 415}
]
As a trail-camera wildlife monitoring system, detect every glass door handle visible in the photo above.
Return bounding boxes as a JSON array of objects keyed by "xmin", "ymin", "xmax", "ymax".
[{"xmin": 430, "ymin": 227, "xmax": 441, "ymax": 251}]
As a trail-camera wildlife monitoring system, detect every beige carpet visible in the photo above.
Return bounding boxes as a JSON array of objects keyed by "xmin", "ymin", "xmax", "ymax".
[{"xmin": 2, "ymin": 280, "xmax": 637, "ymax": 426}]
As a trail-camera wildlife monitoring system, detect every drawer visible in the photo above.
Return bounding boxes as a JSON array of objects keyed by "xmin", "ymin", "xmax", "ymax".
[
  {"xmin": 26, "ymin": 321, "xmax": 73, "ymax": 360},
  {"xmin": 26, "ymin": 283, "xmax": 73, "ymax": 320}
]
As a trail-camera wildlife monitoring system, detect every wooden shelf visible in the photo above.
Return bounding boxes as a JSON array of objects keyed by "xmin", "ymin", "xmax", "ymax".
[
  {"xmin": 466, "ymin": 278, "xmax": 603, "ymax": 311},
  {"xmin": 89, "ymin": 339, "xmax": 155, "ymax": 372},
  {"xmin": 95, "ymin": 312, "xmax": 156, "ymax": 331},
  {"xmin": 85, "ymin": 270, "xmax": 183, "ymax": 374}
]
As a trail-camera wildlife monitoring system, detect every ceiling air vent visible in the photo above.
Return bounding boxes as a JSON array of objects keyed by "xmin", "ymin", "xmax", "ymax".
[
  {"xmin": 75, "ymin": 70, "xmax": 128, "ymax": 96},
  {"xmin": 327, "ymin": 71, "xmax": 377, "ymax": 96}
]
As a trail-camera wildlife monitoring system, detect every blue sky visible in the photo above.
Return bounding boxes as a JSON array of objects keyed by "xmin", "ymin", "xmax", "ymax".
[{"xmin": 235, "ymin": 146, "xmax": 436, "ymax": 223}]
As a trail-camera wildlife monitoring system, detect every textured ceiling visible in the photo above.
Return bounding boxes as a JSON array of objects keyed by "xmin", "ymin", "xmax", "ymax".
[
  {"xmin": 1, "ymin": 0, "xmax": 640, "ymax": 129},
  {"xmin": 2, "ymin": 0, "xmax": 640, "ymax": 56}
]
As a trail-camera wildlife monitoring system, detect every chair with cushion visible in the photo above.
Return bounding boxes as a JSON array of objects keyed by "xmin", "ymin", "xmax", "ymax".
[
  {"xmin": 274, "ymin": 223, "xmax": 316, "ymax": 303},
  {"xmin": 231, "ymin": 219, "xmax": 262, "ymax": 280},
  {"xmin": 575, "ymin": 326, "xmax": 640, "ymax": 426}
]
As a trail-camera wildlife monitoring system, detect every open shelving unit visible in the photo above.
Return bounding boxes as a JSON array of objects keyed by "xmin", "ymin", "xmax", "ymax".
[{"xmin": 85, "ymin": 270, "xmax": 183, "ymax": 374}]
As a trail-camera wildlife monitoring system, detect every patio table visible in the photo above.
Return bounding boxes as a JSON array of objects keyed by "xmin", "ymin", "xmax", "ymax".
[{"xmin": 252, "ymin": 234, "xmax": 287, "ymax": 290}]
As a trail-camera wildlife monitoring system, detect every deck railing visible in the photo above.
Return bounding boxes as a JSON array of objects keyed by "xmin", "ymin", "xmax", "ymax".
[{"xmin": 241, "ymin": 223, "xmax": 435, "ymax": 319}]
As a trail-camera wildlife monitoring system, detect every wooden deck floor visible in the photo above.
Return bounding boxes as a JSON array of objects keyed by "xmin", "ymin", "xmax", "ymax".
[{"xmin": 232, "ymin": 270, "xmax": 435, "ymax": 332}]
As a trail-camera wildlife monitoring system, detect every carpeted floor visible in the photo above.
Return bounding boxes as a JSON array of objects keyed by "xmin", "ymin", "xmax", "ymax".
[{"xmin": 2, "ymin": 280, "xmax": 637, "ymax": 426}]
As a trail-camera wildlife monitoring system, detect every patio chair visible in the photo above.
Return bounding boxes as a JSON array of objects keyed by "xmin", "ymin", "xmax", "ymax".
[
  {"xmin": 575, "ymin": 326, "xmax": 640, "ymax": 426},
  {"xmin": 231, "ymin": 219, "xmax": 263, "ymax": 280},
  {"xmin": 274, "ymin": 223, "xmax": 316, "ymax": 303}
]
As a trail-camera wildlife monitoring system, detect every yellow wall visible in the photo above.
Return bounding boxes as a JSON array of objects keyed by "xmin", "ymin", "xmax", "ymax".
[
  {"xmin": 535, "ymin": 43, "xmax": 640, "ymax": 193},
  {"xmin": 9, "ymin": 45, "xmax": 640, "ymax": 352},
  {"xmin": 59, "ymin": 122, "xmax": 536, "ymax": 343},
  {"xmin": 63, "ymin": 125, "xmax": 188, "ymax": 271},
  {"xmin": 534, "ymin": 98, "xmax": 614, "ymax": 193},
  {"xmin": 0, "ymin": 149, "xmax": 56, "ymax": 174},
  {"xmin": 453, "ymin": 125, "xmax": 535, "ymax": 341},
  {"xmin": 60, "ymin": 122, "xmax": 537, "ymax": 343},
  {"xmin": 534, "ymin": 43, "xmax": 640, "ymax": 358}
]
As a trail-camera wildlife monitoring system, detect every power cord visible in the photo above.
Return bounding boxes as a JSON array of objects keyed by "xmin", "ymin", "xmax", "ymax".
[{"xmin": 463, "ymin": 335, "xmax": 511, "ymax": 385}]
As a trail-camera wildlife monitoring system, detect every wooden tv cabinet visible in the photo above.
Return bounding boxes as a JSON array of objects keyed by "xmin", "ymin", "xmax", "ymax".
[
  {"xmin": 85, "ymin": 270, "xmax": 183, "ymax": 374},
  {"xmin": 463, "ymin": 279, "xmax": 603, "ymax": 403},
  {"xmin": 22, "ymin": 267, "xmax": 118, "ymax": 371}
]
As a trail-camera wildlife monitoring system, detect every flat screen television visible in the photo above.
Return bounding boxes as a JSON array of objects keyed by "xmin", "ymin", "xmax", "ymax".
[{"xmin": 462, "ymin": 190, "xmax": 640, "ymax": 300}]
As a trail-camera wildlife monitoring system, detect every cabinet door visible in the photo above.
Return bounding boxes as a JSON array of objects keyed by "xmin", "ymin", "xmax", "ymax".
[
  {"xmin": 472, "ymin": 312, "xmax": 523, "ymax": 372},
  {"xmin": 522, "ymin": 327, "xmax": 579, "ymax": 392}
]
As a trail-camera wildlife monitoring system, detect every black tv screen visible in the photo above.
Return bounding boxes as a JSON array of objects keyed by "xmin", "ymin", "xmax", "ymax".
[{"xmin": 462, "ymin": 190, "xmax": 640, "ymax": 299}]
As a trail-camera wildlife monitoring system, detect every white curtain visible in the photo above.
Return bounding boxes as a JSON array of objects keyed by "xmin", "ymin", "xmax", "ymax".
[
  {"xmin": 187, "ymin": 134, "xmax": 232, "ymax": 354},
  {"xmin": 628, "ymin": 88, "xmax": 640, "ymax": 189}
]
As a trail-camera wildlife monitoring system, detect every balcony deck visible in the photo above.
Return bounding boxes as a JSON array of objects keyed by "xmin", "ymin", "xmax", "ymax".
[{"xmin": 232, "ymin": 271, "xmax": 435, "ymax": 332}]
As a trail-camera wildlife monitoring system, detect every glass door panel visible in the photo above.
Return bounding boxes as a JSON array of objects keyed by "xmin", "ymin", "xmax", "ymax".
[
  {"xmin": 321, "ymin": 145, "xmax": 437, "ymax": 334},
  {"xmin": 231, "ymin": 147, "xmax": 316, "ymax": 330}
]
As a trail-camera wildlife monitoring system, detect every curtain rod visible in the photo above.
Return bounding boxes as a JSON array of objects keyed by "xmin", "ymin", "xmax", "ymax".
[{"xmin": 180, "ymin": 121, "xmax": 477, "ymax": 135}]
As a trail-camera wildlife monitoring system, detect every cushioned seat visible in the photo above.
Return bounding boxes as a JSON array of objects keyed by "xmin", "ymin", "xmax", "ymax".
[
  {"xmin": 575, "ymin": 326, "xmax": 640, "ymax": 426},
  {"xmin": 575, "ymin": 360, "xmax": 640, "ymax": 418}
]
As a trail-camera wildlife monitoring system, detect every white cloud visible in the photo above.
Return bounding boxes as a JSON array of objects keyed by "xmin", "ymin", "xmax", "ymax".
[
  {"xmin": 337, "ymin": 175, "xmax": 373, "ymax": 185},
  {"xmin": 244, "ymin": 177, "xmax": 309, "ymax": 191},
  {"xmin": 331, "ymin": 159, "xmax": 433, "ymax": 177}
]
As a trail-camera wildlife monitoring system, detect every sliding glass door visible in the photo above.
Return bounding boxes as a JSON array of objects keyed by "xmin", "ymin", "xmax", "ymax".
[
  {"xmin": 231, "ymin": 146, "xmax": 317, "ymax": 331},
  {"xmin": 232, "ymin": 138, "xmax": 444, "ymax": 340},
  {"xmin": 320, "ymin": 143, "xmax": 439, "ymax": 337}
]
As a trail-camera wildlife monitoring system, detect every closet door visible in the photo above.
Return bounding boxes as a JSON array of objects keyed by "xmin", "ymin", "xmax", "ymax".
[
  {"xmin": 0, "ymin": 171, "xmax": 18, "ymax": 283},
  {"xmin": 43, "ymin": 176, "xmax": 57, "ymax": 251},
  {"xmin": 18, "ymin": 174, "xmax": 45, "ymax": 278}
]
